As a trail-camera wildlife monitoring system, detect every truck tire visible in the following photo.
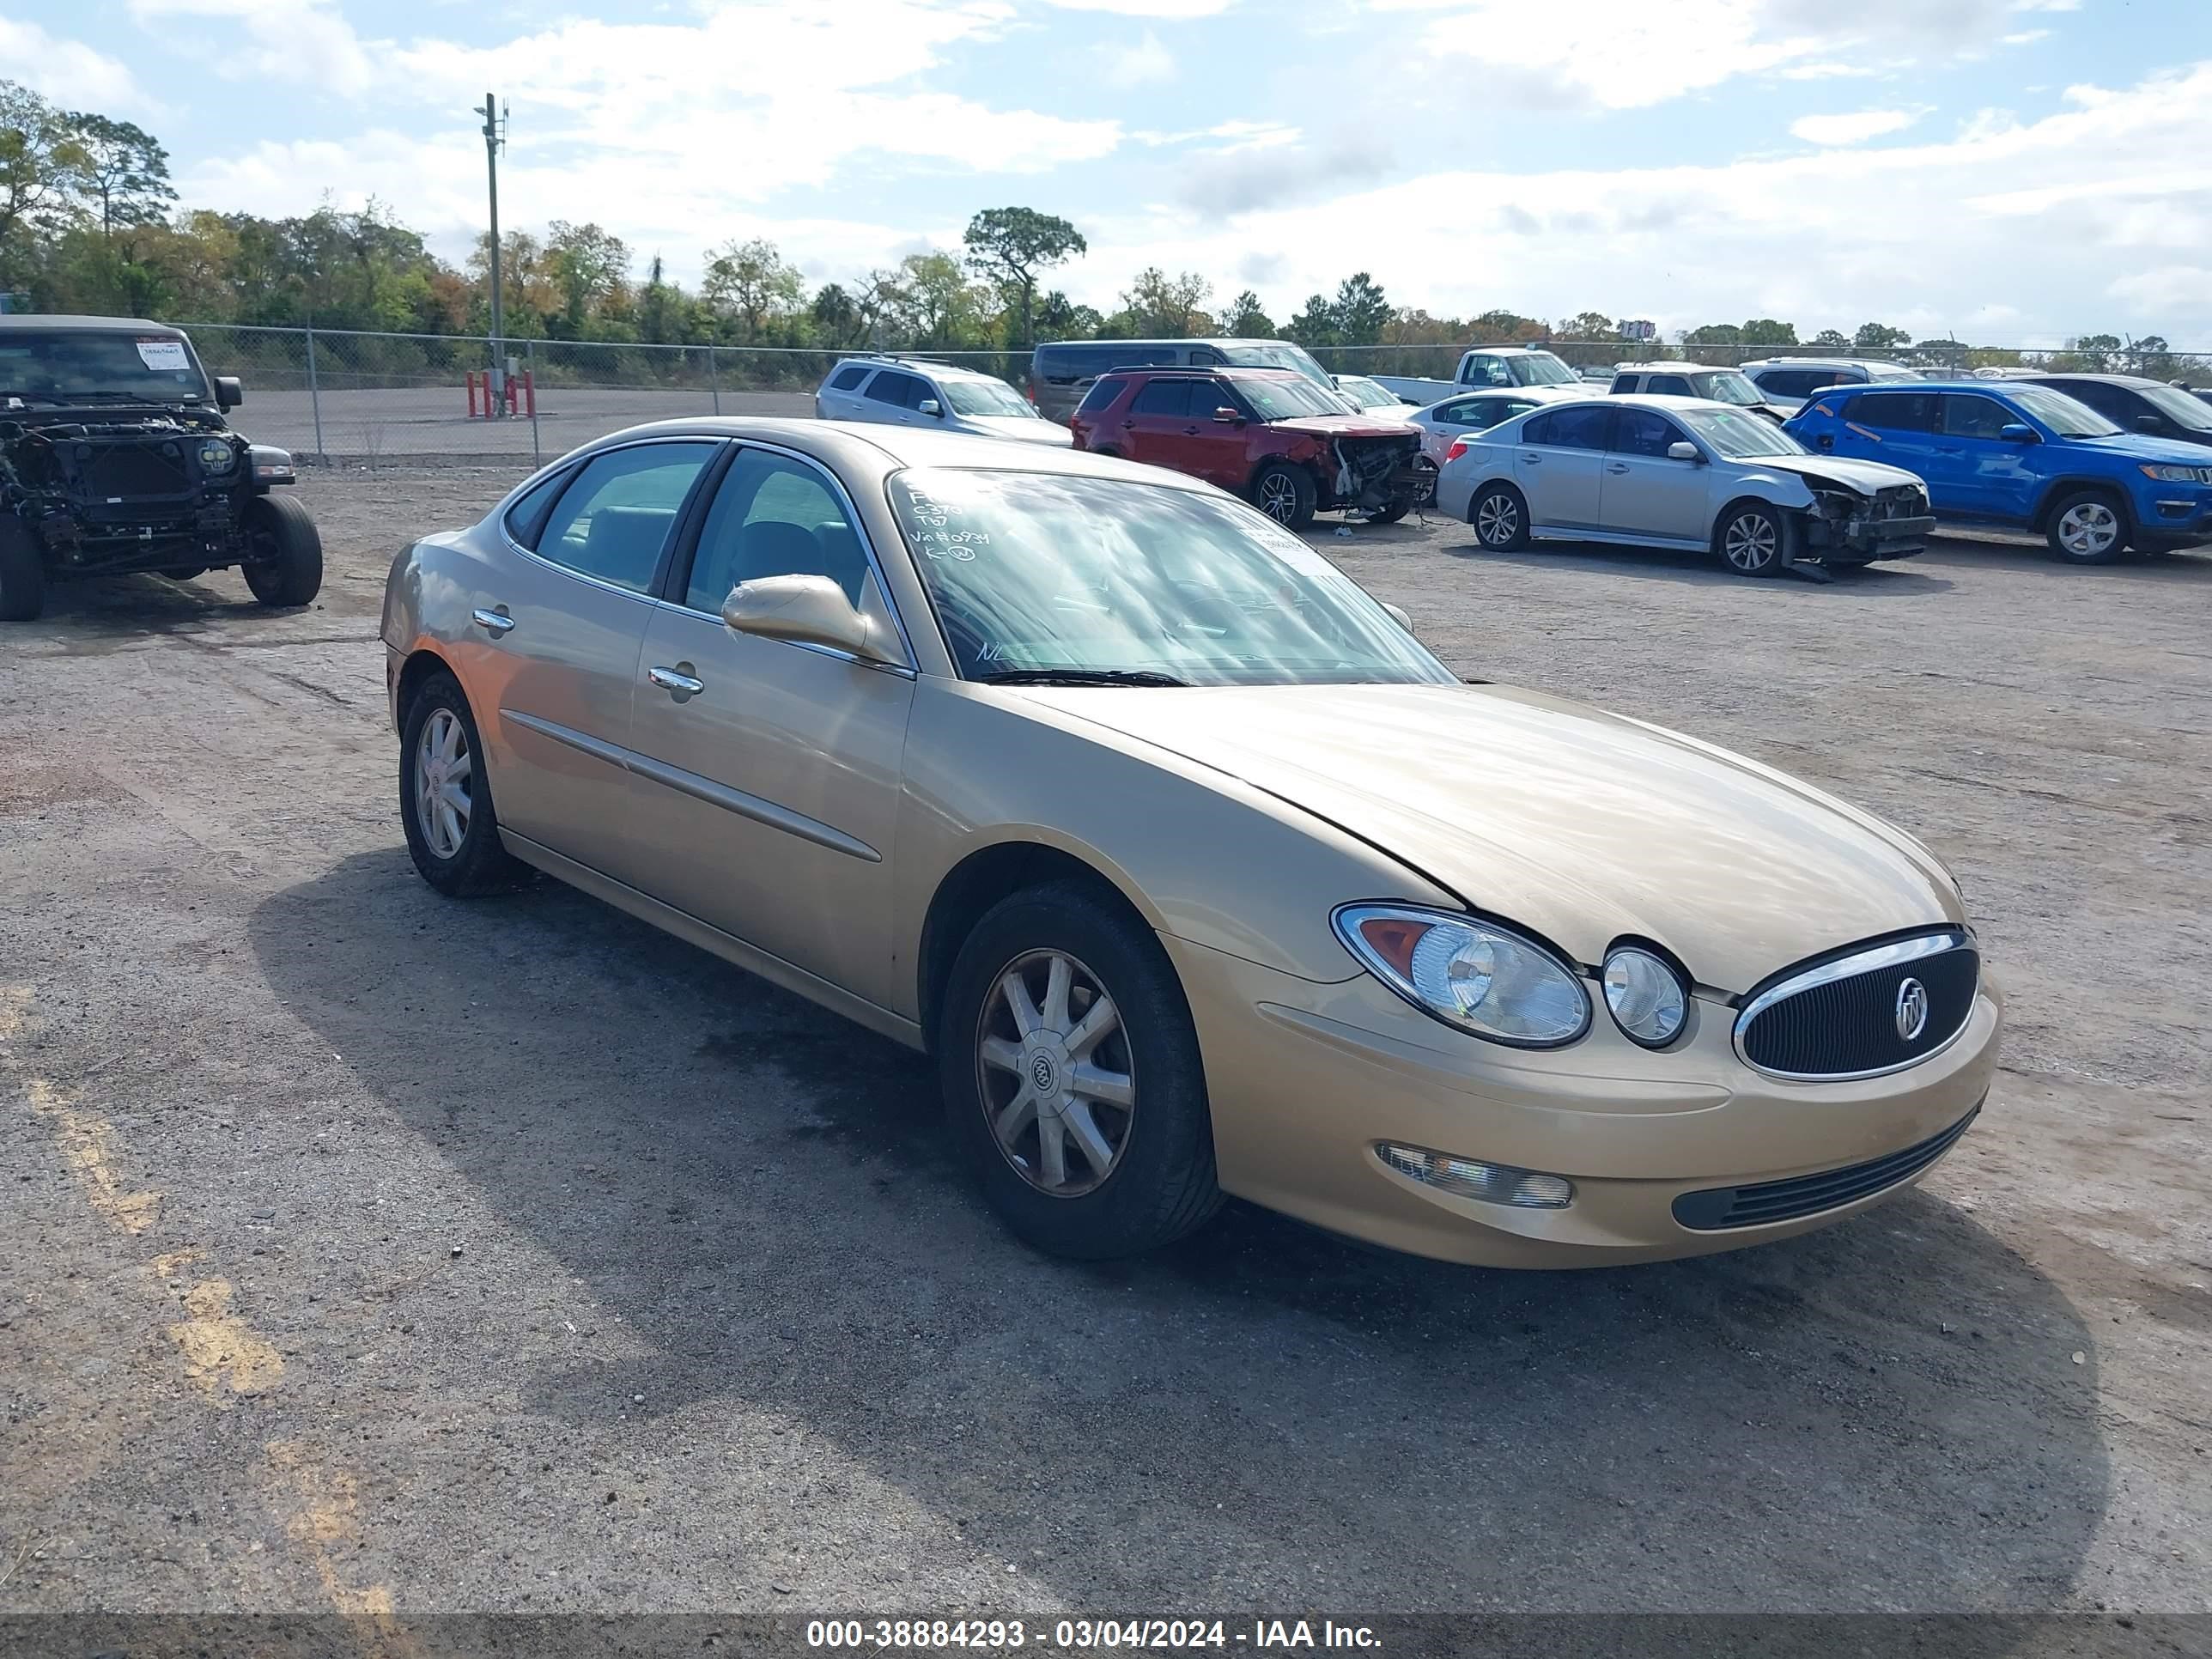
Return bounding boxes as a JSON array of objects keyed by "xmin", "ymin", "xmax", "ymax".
[
  {"xmin": 0, "ymin": 517, "xmax": 46, "ymax": 623},
  {"xmin": 1251, "ymin": 462, "xmax": 1316, "ymax": 530},
  {"xmin": 2045, "ymin": 489, "xmax": 2127, "ymax": 565},
  {"xmin": 242, "ymin": 494, "xmax": 325, "ymax": 607}
]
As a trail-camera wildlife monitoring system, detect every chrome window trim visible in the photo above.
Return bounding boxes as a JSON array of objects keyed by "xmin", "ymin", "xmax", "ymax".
[
  {"xmin": 495, "ymin": 433, "xmax": 922, "ymax": 675},
  {"xmin": 1733, "ymin": 927, "xmax": 1976, "ymax": 1083}
]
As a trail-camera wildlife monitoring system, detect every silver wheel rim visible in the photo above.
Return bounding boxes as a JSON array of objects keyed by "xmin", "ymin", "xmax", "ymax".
[
  {"xmin": 975, "ymin": 948, "xmax": 1134, "ymax": 1198},
  {"xmin": 414, "ymin": 708, "xmax": 474, "ymax": 859},
  {"xmin": 1475, "ymin": 491, "xmax": 1518, "ymax": 545},
  {"xmin": 2057, "ymin": 501, "xmax": 2118, "ymax": 556},
  {"xmin": 1257, "ymin": 473, "xmax": 1299, "ymax": 524},
  {"xmin": 1723, "ymin": 513, "xmax": 1778, "ymax": 570}
]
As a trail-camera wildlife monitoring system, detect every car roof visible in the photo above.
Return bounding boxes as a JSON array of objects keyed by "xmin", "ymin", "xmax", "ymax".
[
  {"xmin": 1116, "ymin": 364, "xmax": 1302, "ymax": 381},
  {"xmin": 1616, "ymin": 362, "xmax": 1731, "ymax": 374},
  {"xmin": 1035, "ymin": 336, "xmax": 1296, "ymax": 349},
  {"xmin": 1463, "ymin": 345, "xmax": 1559, "ymax": 355},
  {"xmin": 556, "ymin": 416, "xmax": 1218, "ymax": 489},
  {"xmin": 837, "ymin": 355, "xmax": 999, "ymax": 383},
  {"xmin": 2022, "ymin": 372, "xmax": 2163, "ymax": 386},
  {"xmin": 0, "ymin": 313, "xmax": 185, "ymax": 334}
]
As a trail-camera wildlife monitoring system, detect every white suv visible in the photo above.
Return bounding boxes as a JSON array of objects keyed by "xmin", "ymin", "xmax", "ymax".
[{"xmin": 815, "ymin": 356, "xmax": 1071, "ymax": 447}]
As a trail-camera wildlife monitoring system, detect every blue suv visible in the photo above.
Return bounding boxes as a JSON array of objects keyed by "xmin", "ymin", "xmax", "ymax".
[{"xmin": 1784, "ymin": 381, "xmax": 2212, "ymax": 564}]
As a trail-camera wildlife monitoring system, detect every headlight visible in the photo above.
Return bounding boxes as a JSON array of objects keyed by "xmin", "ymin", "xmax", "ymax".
[
  {"xmin": 2139, "ymin": 463, "xmax": 2212, "ymax": 483},
  {"xmin": 1334, "ymin": 903, "xmax": 1589, "ymax": 1048},
  {"xmin": 198, "ymin": 441, "xmax": 236, "ymax": 472},
  {"xmin": 1601, "ymin": 945, "xmax": 1687, "ymax": 1048}
]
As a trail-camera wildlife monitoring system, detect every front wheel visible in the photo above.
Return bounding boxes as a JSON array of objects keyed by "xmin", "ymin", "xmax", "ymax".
[
  {"xmin": 2045, "ymin": 490, "xmax": 2127, "ymax": 565},
  {"xmin": 1469, "ymin": 482, "xmax": 1529, "ymax": 550},
  {"xmin": 1251, "ymin": 462, "xmax": 1317, "ymax": 530},
  {"xmin": 1717, "ymin": 502, "xmax": 1788, "ymax": 577},
  {"xmin": 399, "ymin": 671, "xmax": 531, "ymax": 897},
  {"xmin": 1364, "ymin": 497, "xmax": 1412, "ymax": 526},
  {"xmin": 0, "ymin": 517, "xmax": 46, "ymax": 622},
  {"xmin": 938, "ymin": 881, "xmax": 1222, "ymax": 1259},
  {"xmin": 241, "ymin": 494, "xmax": 325, "ymax": 607}
]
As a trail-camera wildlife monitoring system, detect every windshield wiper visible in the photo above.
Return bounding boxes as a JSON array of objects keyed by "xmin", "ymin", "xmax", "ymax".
[{"xmin": 976, "ymin": 667, "xmax": 1191, "ymax": 688}]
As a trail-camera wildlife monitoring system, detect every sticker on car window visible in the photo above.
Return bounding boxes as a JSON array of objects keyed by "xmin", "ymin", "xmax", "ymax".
[{"xmin": 136, "ymin": 337, "xmax": 191, "ymax": 371}]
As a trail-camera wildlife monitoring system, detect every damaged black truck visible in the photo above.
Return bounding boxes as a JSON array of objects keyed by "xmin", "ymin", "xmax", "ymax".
[{"xmin": 0, "ymin": 315, "xmax": 321, "ymax": 623}]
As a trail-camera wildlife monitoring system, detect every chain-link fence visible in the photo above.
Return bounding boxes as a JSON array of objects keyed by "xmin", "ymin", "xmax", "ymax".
[{"xmin": 181, "ymin": 323, "xmax": 2211, "ymax": 469}]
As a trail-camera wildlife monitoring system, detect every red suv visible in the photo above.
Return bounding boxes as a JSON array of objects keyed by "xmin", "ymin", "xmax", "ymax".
[{"xmin": 1067, "ymin": 367, "xmax": 1425, "ymax": 528}]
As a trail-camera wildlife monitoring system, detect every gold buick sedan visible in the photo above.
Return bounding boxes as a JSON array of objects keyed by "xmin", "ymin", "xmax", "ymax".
[{"xmin": 381, "ymin": 420, "xmax": 2001, "ymax": 1267}]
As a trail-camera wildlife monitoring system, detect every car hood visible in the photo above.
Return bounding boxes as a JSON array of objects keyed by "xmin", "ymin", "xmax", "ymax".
[
  {"xmin": 2058, "ymin": 431, "xmax": 2212, "ymax": 466},
  {"xmin": 1270, "ymin": 415, "xmax": 1424, "ymax": 441},
  {"xmin": 966, "ymin": 416, "xmax": 1074, "ymax": 447},
  {"xmin": 1017, "ymin": 682, "xmax": 1962, "ymax": 994},
  {"xmin": 1747, "ymin": 455, "xmax": 1927, "ymax": 494}
]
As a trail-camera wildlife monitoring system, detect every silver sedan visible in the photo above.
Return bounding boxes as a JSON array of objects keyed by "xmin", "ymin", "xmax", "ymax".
[{"xmin": 1398, "ymin": 385, "xmax": 1594, "ymax": 464}]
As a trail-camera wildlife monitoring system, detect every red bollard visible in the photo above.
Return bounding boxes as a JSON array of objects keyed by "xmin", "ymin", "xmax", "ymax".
[
  {"xmin": 522, "ymin": 370, "xmax": 536, "ymax": 417},
  {"xmin": 466, "ymin": 371, "xmax": 481, "ymax": 418}
]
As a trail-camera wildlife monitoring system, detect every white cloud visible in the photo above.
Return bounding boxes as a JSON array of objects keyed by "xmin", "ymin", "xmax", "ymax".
[
  {"xmin": 2002, "ymin": 29, "xmax": 2052, "ymax": 44},
  {"xmin": 2107, "ymin": 266, "xmax": 2212, "ymax": 314},
  {"xmin": 129, "ymin": 0, "xmax": 378, "ymax": 97},
  {"xmin": 1103, "ymin": 28, "xmax": 1176, "ymax": 87},
  {"xmin": 1789, "ymin": 108, "xmax": 1923, "ymax": 146},
  {"xmin": 0, "ymin": 18, "xmax": 148, "ymax": 110},
  {"xmin": 1030, "ymin": 0, "xmax": 1238, "ymax": 14}
]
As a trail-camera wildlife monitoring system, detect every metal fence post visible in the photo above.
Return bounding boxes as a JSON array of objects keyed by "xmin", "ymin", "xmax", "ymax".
[
  {"xmin": 527, "ymin": 337, "xmax": 541, "ymax": 467},
  {"xmin": 708, "ymin": 343, "xmax": 721, "ymax": 416},
  {"xmin": 304, "ymin": 325, "xmax": 325, "ymax": 464}
]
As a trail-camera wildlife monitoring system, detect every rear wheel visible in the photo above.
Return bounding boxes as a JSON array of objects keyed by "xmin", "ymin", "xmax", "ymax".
[
  {"xmin": 1717, "ymin": 502, "xmax": 1788, "ymax": 577},
  {"xmin": 398, "ymin": 671, "xmax": 531, "ymax": 897},
  {"xmin": 1251, "ymin": 462, "xmax": 1316, "ymax": 530},
  {"xmin": 0, "ymin": 517, "xmax": 46, "ymax": 622},
  {"xmin": 241, "ymin": 494, "xmax": 325, "ymax": 607},
  {"xmin": 2045, "ymin": 489, "xmax": 2127, "ymax": 564},
  {"xmin": 939, "ymin": 881, "xmax": 1221, "ymax": 1259},
  {"xmin": 1469, "ymin": 482, "xmax": 1529, "ymax": 550}
]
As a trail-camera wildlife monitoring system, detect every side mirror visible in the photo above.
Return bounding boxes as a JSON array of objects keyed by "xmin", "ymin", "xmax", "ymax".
[
  {"xmin": 1212, "ymin": 406, "xmax": 1241, "ymax": 424},
  {"xmin": 1380, "ymin": 601, "xmax": 1413, "ymax": 632},
  {"xmin": 1666, "ymin": 441, "xmax": 1703, "ymax": 463},
  {"xmin": 720, "ymin": 574, "xmax": 902, "ymax": 666},
  {"xmin": 1999, "ymin": 422, "xmax": 2037, "ymax": 444},
  {"xmin": 918, "ymin": 398, "xmax": 942, "ymax": 417},
  {"xmin": 215, "ymin": 376, "xmax": 243, "ymax": 409}
]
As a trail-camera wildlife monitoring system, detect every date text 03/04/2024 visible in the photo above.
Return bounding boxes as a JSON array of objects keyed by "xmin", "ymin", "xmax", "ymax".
[{"xmin": 805, "ymin": 1618, "xmax": 1382, "ymax": 1650}]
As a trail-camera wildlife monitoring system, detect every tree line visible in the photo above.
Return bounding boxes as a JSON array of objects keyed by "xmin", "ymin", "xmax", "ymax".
[{"xmin": 0, "ymin": 79, "xmax": 2184, "ymax": 379}]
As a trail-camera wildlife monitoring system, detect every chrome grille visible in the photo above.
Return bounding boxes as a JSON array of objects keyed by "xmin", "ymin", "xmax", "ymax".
[{"xmin": 1735, "ymin": 929, "xmax": 1978, "ymax": 1081}]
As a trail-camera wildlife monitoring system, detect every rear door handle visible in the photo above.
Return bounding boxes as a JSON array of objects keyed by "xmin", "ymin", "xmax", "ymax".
[
  {"xmin": 471, "ymin": 607, "xmax": 514, "ymax": 635},
  {"xmin": 1520, "ymin": 453, "xmax": 1541, "ymax": 464},
  {"xmin": 1605, "ymin": 462, "xmax": 1631, "ymax": 474},
  {"xmin": 647, "ymin": 663, "xmax": 704, "ymax": 702}
]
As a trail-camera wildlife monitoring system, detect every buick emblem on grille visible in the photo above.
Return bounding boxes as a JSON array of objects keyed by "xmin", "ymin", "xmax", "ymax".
[{"xmin": 1894, "ymin": 977, "xmax": 1929, "ymax": 1042}]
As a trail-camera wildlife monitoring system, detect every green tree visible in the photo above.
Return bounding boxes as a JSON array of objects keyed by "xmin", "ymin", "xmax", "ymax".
[
  {"xmin": 63, "ymin": 112, "xmax": 173, "ymax": 240},
  {"xmin": 544, "ymin": 220, "xmax": 629, "ymax": 337},
  {"xmin": 1220, "ymin": 289, "xmax": 1273, "ymax": 336},
  {"xmin": 1683, "ymin": 322, "xmax": 1744, "ymax": 346},
  {"xmin": 703, "ymin": 237, "xmax": 805, "ymax": 342},
  {"xmin": 1851, "ymin": 322, "xmax": 1911, "ymax": 349},
  {"xmin": 1740, "ymin": 318, "xmax": 1797, "ymax": 347},
  {"xmin": 897, "ymin": 250, "xmax": 990, "ymax": 348},
  {"xmin": 810, "ymin": 281, "xmax": 858, "ymax": 345},
  {"xmin": 1810, "ymin": 327, "xmax": 1849, "ymax": 349},
  {"xmin": 1034, "ymin": 289, "xmax": 1100, "ymax": 339},
  {"xmin": 1332, "ymin": 271, "xmax": 1390, "ymax": 345},
  {"xmin": 1284, "ymin": 293, "xmax": 1337, "ymax": 346},
  {"xmin": 1118, "ymin": 267, "xmax": 1212, "ymax": 337},
  {"xmin": 2, "ymin": 80, "xmax": 89, "ymax": 280},
  {"xmin": 1561, "ymin": 311, "xmax": 1613, "ymax": 338},
  {"xmin": 961, "ymin": 206, "xmax": 1085, "ymax": 349}
]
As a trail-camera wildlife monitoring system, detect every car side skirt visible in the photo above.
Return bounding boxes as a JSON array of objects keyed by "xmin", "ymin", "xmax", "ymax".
[
  {"xmin": 1530, "ymin": 526, "xmax": 1709, "ymax": 551},
  {"xmin": 499, "ymin": 829, "xmax": 927, "ymax": 1052}
]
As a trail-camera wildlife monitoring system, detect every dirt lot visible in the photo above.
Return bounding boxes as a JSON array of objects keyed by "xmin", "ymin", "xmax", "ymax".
[{"xmin": 3, "ymin": 464, "xmax": 2208, "ymax": 1626}]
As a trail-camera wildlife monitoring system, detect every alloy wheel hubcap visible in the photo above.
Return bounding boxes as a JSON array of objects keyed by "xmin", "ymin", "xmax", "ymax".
[
  {"xmin": 1477, "ymin": 494, "xmax": 1518, "ymax": 544},
  {"xmin": 1259, "ymin": 477, "xmax": 1297, "ymax": 523},
  {"xmin": 1724, "ymin": 514, "xmax": 1778, "ymax": 569},
  {"xmin": 2058, "ymin": 502, "xmax": 2118, "ymax": 556},
  {"xmin": 976, "ymin": 949, "xmax": 1134, "ymax": 1197},
  {"xmin": 414, "ymin": 708, "xmax": 474, "ymax": 858}
]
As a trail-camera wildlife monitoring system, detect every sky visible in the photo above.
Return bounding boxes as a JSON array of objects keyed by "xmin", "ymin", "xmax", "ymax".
[{"xmin": 4, "ymin": 0, "xmax": 2210, "ymax": 343}]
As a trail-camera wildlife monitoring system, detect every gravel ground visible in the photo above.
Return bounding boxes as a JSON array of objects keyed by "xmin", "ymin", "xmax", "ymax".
[{"xmin": 3, "ymin": 464, "xmax": 2208, "ymax": 1626}]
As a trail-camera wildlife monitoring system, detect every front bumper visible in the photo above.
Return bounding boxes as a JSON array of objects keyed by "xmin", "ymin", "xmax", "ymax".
[
  {"xmin": 1164, "ymin": 934, "xmax": 2002, "ymax": 1268},
  {"xmin": 2138, "ymin": 495, "xmax": 2212, "ymax": 547},
  {"xmin": 1813, "ymin": 512, "xmax": 1935, "ymax": 561}
]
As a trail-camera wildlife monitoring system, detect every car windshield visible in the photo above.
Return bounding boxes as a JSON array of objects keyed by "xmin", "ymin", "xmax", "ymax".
[
  {"xmin": 1334, "ymin": 376, "xmax": 1400, "ymax": 411},
  {"xmin": 888, "ymin": 468, "xmax": 1455, "ymax": 687},
  {"xmin": 1218, "ymin": 340, "xmax": 1333, "ymax": 386},
  {"xmin": 0, "ymin": 328, "xmax": 212, "ymax": 404},
  {"xmin": 1509, "ymin": 352, "xmax": 1578, "ymax": 386},
  {"xmin": 1699, "ymin": 370, "xmax": 1767, "ymax": 406},
  {"xmin": 940, "ymin": 378, "xmax": 1036, "ymax": 418},
  {"xmin": 1680, "ymin": 408, "xmax": 1809, "ymax": 458},
  {"xmin": 2008, "ymin": 386, "xmax": 2121, "ymax": 438},
  {"xmin": 2132, "ymin": 383, "xmax": 2212, "ymax": 432},
  {"xmin": 1238, "ymin": 377, "xmax": 1356, "ymax": 421}
]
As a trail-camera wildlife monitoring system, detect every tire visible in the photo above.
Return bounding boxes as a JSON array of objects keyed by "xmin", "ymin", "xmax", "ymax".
[
  {"xmin": 1716, "ymin": 501, "xmax": 1789, "ymax": 577},
  {"xmin": 1468, "ymin": 482, "xmax": 1530, "ymax": 550},
  {"xmin": 398, "ymin": 671, "xmax": 531, "ymax": 897},
  {"xmin": 159, "ymin": 566, "xmax": 208, "ymax": 581},
  {"xmin": 2045, "ymin": 489, "xmax": 2128, "ymax": 565},
  {"xmin": 937, "ymin": 879, "xmax": 1222, "ymax": 1260},
  {"xmin": 241, "ymin": 494, "xmax": 325, "ymax": 607},
  {"xmin": 1364, "ymin": 499, "xmax": 1411, "ymax": 526},
  {"xmin": 0, "ymin": 517, "xmax": 46, "ymax": 623},
  {"xmin": 1251, "ymin": 462, "xmax": 1317, "ymax": 530}
]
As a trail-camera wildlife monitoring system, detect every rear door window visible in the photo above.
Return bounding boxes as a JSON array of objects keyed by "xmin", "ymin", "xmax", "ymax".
[
  {"xmin": 535, "ymin": 441, "xmax": 720, "ymax": 593},
  {"xmin": 1462, "ymin": 355, "xmax": 1513, "ymax": 386},
  {"xmin": 1130, "ymin": 380, "xmax": 1194, "ymax": 418},
  {"xmin": 503, "ymin": 465, "xmax": 575, "ymax": 550},
  {"xmin": 1531, "ymin": 404, "xmax": 1613, "ymax": 450},
  {"xmin": 1648, "ymin": 374, "xmax": 1692, "ymax": 396},
  {"xmin": 1437, "ymin": 396, "xmax": 1498, "ymax": 425},
  {"xmin": 1607, "ymin": 374, "xmax": 1637, "ymax": 394},
  {"xmin": 1074, "ymin": 376, "xmax": 1128, "ymax": 416},
  {"xmin": 864, "ymin": 370, "xmax": 919, "ymax": 408},
  {"xmin": 829, "ymin": 364, "xmax": 868, "ymax": 392},
  {"xmin": 1850, "ymin": 392, "xmax": 1939, "ymax": 433}
]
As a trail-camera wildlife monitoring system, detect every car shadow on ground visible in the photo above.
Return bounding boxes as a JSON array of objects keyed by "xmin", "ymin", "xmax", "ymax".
[
  {"xmin": 1437, "ymin": 538, "xmax": 1957, "ymax": 595},
  {"xmin": 1916, "ymin": 538, "xmax": 2212, "ymax": 582},
  {"xmin": 248, "ymin": 849, "xmax": 2108, "ymax": 1611}
]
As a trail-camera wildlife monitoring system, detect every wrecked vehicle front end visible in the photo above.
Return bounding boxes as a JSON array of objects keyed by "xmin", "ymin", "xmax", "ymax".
[
  {"xmin": 1327, "ymin": 431, "xmax": 1428, "ymax": 513},
  {"xmin": 1803, "ymin": 481, "xmax": 1935, "ymax": 562}
]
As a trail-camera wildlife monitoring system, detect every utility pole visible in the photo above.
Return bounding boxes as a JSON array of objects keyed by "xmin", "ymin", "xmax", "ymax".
[{"xmin": 477, "ymin": 93, "xmax": 507, "ymax": 412}]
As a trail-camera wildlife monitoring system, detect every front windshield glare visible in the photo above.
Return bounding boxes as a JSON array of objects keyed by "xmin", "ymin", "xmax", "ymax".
[
  {"xmin": 1511, "ymin": 353, "xmax": 1578, "ymax": 386},
  {"xmin": 0, "ymin": 330, "xmax": 210, "ymax": 403},
  {"xmin": 941, "ymin": 379, "xmax": 1036, "ymax": 418},
  {"xmin": 1219, "ymin": 341, "xmax": 1334, "ymax": 386},
  {"xmin": 1240, "ymin": 378, "xmax": 1354, "ymax": 420},
  {"xmin": 1681, "ymin": 409, "xmax": 1808, "ymax": 458},
  {"xmin": 1704, "ymin": 371, "xmax": 1765, "ymax": 406},
  {"xmin": 889, "ymin": 468, "xmax": 1457, "ymax": 687},
  {"xmin": 2009, "ymin": 386, "xmax": 2120, "ymax": 438},
  {"xmin": 2133, "ymin": 383, "xmax": 2212, "ymax": 432}
]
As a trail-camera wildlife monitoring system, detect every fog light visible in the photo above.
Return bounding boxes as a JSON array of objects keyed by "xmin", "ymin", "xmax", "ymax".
[{"xmin": 1376, "ymin": 1142, "xmax": 1574, "ymax": 1208}]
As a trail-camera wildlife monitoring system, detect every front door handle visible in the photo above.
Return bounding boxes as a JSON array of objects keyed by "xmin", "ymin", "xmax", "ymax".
[
  {"xmin": 1605, "ymin": 462, "xmax": 1631, "ymax": 474},
  {"xmin": 1520, "ymin": 453, "xmax": 1542, "ymax": 464},
  {"xmin": 647, "ymin": 663, "xmax": 704, "ymax": 702},
  {"xmin": 471, "ymin": 606, "xmax": 515, "ymax": 635}
]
